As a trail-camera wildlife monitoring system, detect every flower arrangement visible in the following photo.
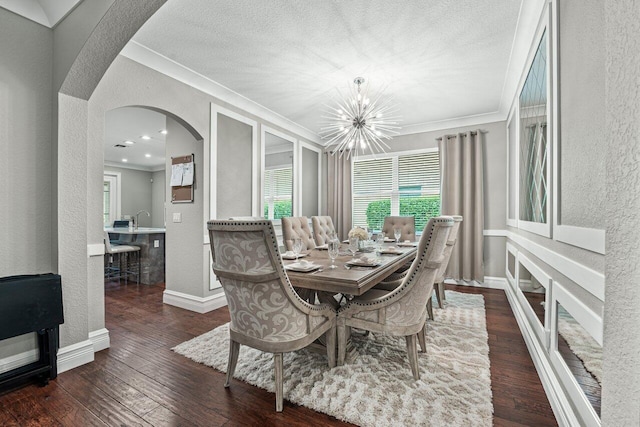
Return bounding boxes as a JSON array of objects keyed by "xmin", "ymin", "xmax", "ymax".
[{"xmin": 348, "ymin": 227, "xmax": 368, "ymax": 240}]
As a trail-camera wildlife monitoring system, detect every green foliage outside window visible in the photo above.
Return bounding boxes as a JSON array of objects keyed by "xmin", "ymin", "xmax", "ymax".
[
  {"xmin": 365, "ymin": 196, "xmax": 440, "ymax": 231},
  {"xmin": 264, "ymin": 200, "xmax": 292, "ymax": 219}
]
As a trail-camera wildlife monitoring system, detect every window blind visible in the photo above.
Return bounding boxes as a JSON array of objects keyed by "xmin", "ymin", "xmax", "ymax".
[
  {"xmin": 264, "ymin": 167, "xmax": 293, "ymax": 219},
  {"xmin": 352, "ymin": 151, "xmax": 440, "ymax": 231}
]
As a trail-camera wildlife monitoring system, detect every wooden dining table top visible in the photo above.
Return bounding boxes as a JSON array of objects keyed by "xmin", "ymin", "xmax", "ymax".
[{"xmin": 284, "ymin": 243, "xmax": 417, "ymax": 296}]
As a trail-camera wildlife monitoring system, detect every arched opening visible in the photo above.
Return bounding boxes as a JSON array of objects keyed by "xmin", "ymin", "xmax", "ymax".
[{"xmin": 103, "ymin": 106, "xmax": 204, "ymax": 298}]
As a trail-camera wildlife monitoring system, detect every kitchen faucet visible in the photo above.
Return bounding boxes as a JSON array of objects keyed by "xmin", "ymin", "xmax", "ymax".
[{"xmin": 135, "ymin": 210, "xmax": 151, "ymax": 229}]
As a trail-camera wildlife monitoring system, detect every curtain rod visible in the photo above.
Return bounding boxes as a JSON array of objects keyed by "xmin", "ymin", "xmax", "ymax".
[{"xmin": 435, "ymin": 130, "xmax": 483, "ymax": 141}]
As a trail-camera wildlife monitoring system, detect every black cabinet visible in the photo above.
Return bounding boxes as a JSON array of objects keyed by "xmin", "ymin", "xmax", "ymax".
[{"xmin": 0, "ymin": 274, "xmax": 64, "ymax": 391}]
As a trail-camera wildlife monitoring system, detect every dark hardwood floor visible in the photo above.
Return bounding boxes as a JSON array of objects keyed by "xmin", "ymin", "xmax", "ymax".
[{"xmin": 0, "ymin": 282, "xmax": 558, "ymax": 426}]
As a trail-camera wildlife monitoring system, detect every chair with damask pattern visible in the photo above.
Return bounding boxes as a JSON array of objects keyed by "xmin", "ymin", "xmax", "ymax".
[
  {"xmin": 207, "ymin": 219, "xmax": 337, "ymax": 412},
  {"xmin": 374, "ymin": 215, "xmax": 463, "ymax": 319},
  {"xmin": 336, "ymin": 216, "xmax": 453, "ymax": 379}
]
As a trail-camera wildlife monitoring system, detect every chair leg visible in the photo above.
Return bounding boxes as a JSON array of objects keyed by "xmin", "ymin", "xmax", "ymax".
[
  {"xmin": 274, "ymin": 353, "xmax": 284, "ymax": 412},
  {"xmin": 427, "ymin": 298, "xmax": 434, "ymax": 320},
  {"xmin": 417, "ymin": 323, "xmax": 426, "ymax": 353},
  {"xmin": 436, "ymin": 281, "xmax": 445, "ymax": 308},
  {"xmin": 325, "ymin": 325, "xmax": 337, "ymax": 368},
  {"xmin": 337, "ymin": 323, "xmax": 347, "ymax": 366},
  {"xmin": 405, "ymin": 334, "xmax": 420, "ymax": 380},
  {"xmin": 225, "ymin": 339, "xmax": 240, "ymax": 388}
]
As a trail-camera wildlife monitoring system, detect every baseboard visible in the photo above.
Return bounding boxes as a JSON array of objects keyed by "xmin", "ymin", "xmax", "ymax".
[
  {"xmin": 89, "ymin": 328, "xmax": 110, "ymax": 352},
  {"xmin": 57, "ymin": 339, "xmax": 94, "ymax": 374},
  {"xmin": 163, "ymin": 289, "xmax": 227, "ymax": 314},
  {"xmin": 0, "ymin": 349, "xmax": 38, "ymax": 374},
  {"xmin": 503, "ymin": 284, "xmax": 581, "ymax": 427}
]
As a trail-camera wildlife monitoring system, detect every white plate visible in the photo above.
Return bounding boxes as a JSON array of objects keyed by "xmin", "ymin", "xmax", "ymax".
[
  {"xmin": 383, "ymin": 238, "xmax": 395, "ymax": 242},
  {"xmin": 285, "ymin": 262, "xmax": 320, "ymax": 272},
  {"xmin": 315, "ymin": 244, "xmax": 328, "ymax": 250}
]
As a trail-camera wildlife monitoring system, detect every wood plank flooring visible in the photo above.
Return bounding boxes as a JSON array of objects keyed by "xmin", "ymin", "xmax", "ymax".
[{"xmin": 0, "ymin": 282, "xmax": 558, "ymax": 426}]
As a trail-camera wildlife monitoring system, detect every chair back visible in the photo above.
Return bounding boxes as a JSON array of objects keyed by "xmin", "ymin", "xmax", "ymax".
[
  {"xmin": 281, "ymin": 216, "xmax": 316, "ymax": 251},
  {"xmin": 311, "ymin": 216, "xmax": 336, "ymax": 246},
  {"xmin": 367, "ymin": 217, "xmax": 452, "ymax": 327},
  {"xmin": 382, "ymin": 216, "xmax": 416, "ymax": 241},
  {"xmin": 104, "ymin": 231, "xmax": 115, "ymax": 254},
  {"xmin": 435, "ymin": 215, "xmax": 462, "ymax": 282},
  {"xmin": 207, "ymin": 220, "xmax": 314, "ymax": 343}
]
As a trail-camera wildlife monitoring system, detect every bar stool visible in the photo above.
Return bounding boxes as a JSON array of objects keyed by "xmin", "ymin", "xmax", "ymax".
[{"xmin": 104, "ymin": 231, "xmax": 140, "ymax": 284}]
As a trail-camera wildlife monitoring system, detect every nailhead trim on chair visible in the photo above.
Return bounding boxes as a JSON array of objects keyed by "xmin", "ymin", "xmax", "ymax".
[
  {"xmin": 208, "ymin": 220, "xmax": 327, "ymax": 312},
  {"xmin": 337, "ymin": 217, "xmax": 453, "ymax": 310}
]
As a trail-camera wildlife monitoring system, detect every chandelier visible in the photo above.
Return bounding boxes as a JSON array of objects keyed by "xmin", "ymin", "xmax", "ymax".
[{"xmin": 321, "ymin": 77, "xmax": 401, "ymax": 159}]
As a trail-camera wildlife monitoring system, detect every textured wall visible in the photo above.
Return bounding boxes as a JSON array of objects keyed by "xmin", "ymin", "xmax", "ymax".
[
  {"xmin": 558, "ymin": 0, "xmax": 606, "ymax": 229},
  {"xmin": 165, "ymin": 117, "xmax": 205, "ymax": 296},
  {"xmin": 0, "ymin": 10, "xmax": 53, "ymax": 277},
  {"xmin": 602, "ymin": 0, "xmax": 640, "ymax": 424}
]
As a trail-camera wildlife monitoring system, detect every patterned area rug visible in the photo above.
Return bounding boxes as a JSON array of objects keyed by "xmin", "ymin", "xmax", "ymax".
[{"xmin": 172, "ymin": 291, "xmax": 493, "ymax": 426}]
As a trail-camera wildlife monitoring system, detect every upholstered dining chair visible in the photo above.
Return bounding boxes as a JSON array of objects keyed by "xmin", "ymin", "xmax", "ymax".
[
  {"xmin": 281, "ymin": 216, "xmax": 316, "ymax": 251},
  {"xmin": 311, "ymin": 216, "xmax": 337, "ymax": 246},
  {"xmin": 374, "ymin": 215, "xmax": 463, "ymax": 319},
  {"xmin": 432, "ymin": 215, "xmax": 463, "ymax": 308},
  {"xmin": 382, "ymin": 216, "xmax": 416, "ymax": 242},
  {"xmin": 207, "ymin": 219, "xmax": 337, "ymax": 412},
  {"xmin": 337, "ymin": 216, "xmax": 453, "ymax": 380}
]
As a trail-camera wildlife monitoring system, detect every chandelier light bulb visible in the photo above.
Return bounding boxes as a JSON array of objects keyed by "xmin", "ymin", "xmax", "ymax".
[{"xmin": 321, "ymin": 77, "xmax": 401, "ymax": 159}]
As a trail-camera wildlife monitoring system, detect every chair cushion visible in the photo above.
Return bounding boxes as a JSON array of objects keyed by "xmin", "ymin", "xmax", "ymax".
[
  {"xmin": 382, "ymin": 216, "xmax": 416, "ymax": 242},
  {"xmin": 109, "ymin": 244, "xmax": 140, "ymax": 254},
  {"xmin": 311, "ymin": 216, "xmax": 336, "ymax": 246},
  {"xmin": 282, "ymin": 216, "xmax": 316, "ymax": 250}
]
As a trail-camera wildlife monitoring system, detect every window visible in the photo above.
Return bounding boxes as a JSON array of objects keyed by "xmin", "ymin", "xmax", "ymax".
[
  {"xmin": 103, "ymin": 173, "xmax": 119, "ymax": 226},
  {"xmin": 263, "ymin": 167, "xmax": 293, "ymax": 220},
  {"xmin": 352, "ymin": 150, "xmax": 440, "ymax": 232}
]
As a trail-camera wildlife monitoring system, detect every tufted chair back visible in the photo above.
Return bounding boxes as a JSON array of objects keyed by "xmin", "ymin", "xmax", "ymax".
[
  {"xmin": 311, "ymin": 216, "xmax": 337, "ymax": 246},
  {"xmin": 207, "ymin": 219, "xmax": 337, "ymax": 411},
  {"xmin": 382, "ymin": 216, "xmax": 416, "ymax": 241},
  {"xmin": 281, "ymin": 216, "xmax": 316, "ymax": 251}
]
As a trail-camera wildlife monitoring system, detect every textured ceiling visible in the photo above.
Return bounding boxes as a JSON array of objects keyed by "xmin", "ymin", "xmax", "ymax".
[{"xmin": 132, "ymin": 0, "xmax": 523, "ymax": 135}]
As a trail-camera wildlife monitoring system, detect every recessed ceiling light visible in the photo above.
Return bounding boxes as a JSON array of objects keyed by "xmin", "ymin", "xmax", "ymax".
[
  {"xmin": 141, "ymin": 135, "xmax": 151, "ymax": 140},
  {"xmin": 145, "ymin": 154, "xmax": 151, "ymax": 158},
  {"xmin": 122, "ymin": 158, "xmax": 128, "ymax": 162},
  {"xmin": 159, "ymin": 129, "xmax": 168, "ymax": 135},
  {"xmin": 124, "ymin": 140, "xmax": 134, "ymax": 145}
]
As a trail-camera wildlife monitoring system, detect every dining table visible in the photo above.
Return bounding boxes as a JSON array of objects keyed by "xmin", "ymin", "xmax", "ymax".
[
  {"xmin": 284, "ymin": 242, "xmax": 417, "ymax": 297},
  {"xmin": 284, "ymin": 241, "xmax": 418, "ymax": 360}
]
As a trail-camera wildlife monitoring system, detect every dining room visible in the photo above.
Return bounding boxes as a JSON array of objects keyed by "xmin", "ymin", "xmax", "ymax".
[{"xmin": 1, "ymin": 0, "xmax": 631, "ymax": 426}]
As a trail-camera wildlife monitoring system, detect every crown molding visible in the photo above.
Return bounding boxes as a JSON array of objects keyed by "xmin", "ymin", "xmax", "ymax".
[
  {"xmin": 0, "ymin": 0, "xmax": 83, "ymax": 28},
  {"xmin": 120, "ymin": 41, "xmax": 323, "ymax": 145}
]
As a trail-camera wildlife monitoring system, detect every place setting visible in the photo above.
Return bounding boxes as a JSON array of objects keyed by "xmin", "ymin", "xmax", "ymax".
[{"xmin": 284, "ymin": 259, "xmax": 322, "ymax": 273}]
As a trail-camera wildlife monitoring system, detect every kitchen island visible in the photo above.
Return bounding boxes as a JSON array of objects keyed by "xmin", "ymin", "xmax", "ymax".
[{"xmin": 105, "ymin": 227, "xmax": 165, "ymax": 285}]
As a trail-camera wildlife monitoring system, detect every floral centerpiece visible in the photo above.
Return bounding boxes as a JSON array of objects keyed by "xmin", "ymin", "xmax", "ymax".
[{"xmin": 348, "ymin": 227, "xmax": 369, "ymax": 241}]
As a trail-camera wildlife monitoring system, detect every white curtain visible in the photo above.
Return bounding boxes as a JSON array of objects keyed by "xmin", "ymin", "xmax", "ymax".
[
  {"xmin": 326, "ymin": 153, "xmax": 352, "ymax": 240},
  {"xmin": 438, "ymin": 130, "xmax": 484, "ymax": 282}
]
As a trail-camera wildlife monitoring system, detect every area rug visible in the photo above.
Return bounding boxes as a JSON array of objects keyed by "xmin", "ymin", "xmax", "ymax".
[
  {"xmin": 558, "ymin": 305, "xmax": 603, "ymax": 384},
  {"xmin": 172, "ymin": 291, "xmax": 493, "ymax": 426}
]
